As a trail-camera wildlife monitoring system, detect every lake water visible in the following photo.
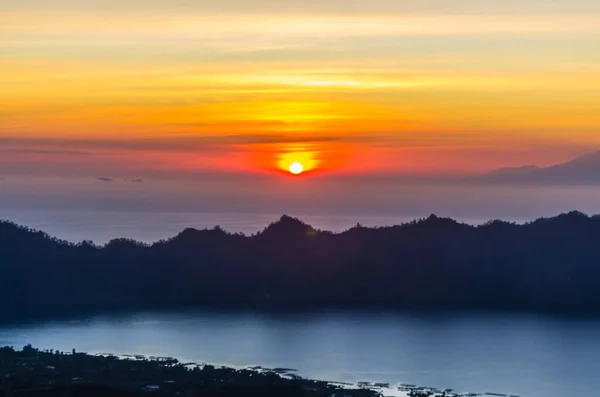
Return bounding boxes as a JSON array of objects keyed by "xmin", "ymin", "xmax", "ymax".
[{"xmin": 1, "ymin": 311, "xmax": 599, "ymax": 397}]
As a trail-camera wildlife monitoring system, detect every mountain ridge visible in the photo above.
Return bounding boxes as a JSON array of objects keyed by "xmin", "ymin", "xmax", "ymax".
[
  {"xmin": 467, "ymin": 151, "xmax": 600, "ymax": 184},
  {"xmin": 1, "ymin": 211, "xmax": 597, "ymax": 246},
  {"xmin": 2, "ymin": 211, "xmax": 600, "ymax": 321}
]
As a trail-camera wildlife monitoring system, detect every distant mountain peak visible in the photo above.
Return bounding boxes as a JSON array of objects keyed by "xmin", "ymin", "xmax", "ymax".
[
  {"xmin": 467, "ymin": 150, "xmax": 600, "ymax": 185},
  {"xmin": 568, "ymin": 150, "xmax": 600, "ymax": 165}
]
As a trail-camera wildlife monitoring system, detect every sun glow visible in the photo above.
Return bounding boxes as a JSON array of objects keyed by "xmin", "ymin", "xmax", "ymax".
[
  {"xmin": 276, "ymin": 146, "xmax": 320, "ymax": 175},
  {"xmin": 289, "ymin": 161, "xmax": 304, "ymax": 175}
]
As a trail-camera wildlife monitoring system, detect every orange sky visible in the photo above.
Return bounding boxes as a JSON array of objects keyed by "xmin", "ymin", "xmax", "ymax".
[{"xmin": 2, "ymin": 1, "xmax": 600, "ymax": 179}]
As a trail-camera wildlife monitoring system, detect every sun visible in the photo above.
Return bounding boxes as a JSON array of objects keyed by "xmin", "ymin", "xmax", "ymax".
[{"xmin": 289, "ymin": 162, "xmax": 304, "ymax": 175}]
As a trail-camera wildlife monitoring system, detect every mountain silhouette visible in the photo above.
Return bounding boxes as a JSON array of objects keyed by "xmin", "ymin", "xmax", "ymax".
[
  {"xmin": 258, "ymin": 215, "xmax": 318, "ymax": 238},
  {"xmin": 2, "ymin": 211, "xmax": 600, "ymax": 321},
  {"xmin": 467, "ymin": 151, "xmax": 600, "ymax": 184}
]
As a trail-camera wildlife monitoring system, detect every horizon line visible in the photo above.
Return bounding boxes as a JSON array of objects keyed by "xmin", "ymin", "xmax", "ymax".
[{"xmin": 1, "ymin": 210, "xmax": 596, "ymax": 247}]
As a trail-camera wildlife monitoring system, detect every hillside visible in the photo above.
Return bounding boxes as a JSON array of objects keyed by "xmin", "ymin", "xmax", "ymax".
[{"xmin": 2, "ymin": 212, "xmax": 600, "ymax": 320}]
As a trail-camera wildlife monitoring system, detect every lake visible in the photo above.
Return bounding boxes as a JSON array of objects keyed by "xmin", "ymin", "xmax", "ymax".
[{"xmin": 1, "ymin": 311, "xmax": 598, "ymax": 397}]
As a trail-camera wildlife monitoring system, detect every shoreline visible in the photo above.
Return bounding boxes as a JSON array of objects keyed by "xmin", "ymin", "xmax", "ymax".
[{"xmin": 0, "ymin": 345, "xmax": 517, "ymax": 397}]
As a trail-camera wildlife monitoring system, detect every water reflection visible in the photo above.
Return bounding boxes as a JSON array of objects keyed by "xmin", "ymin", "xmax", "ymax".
[{"xmin": 1, "ymin": 311, "xmax": 599, "ymax": 397}]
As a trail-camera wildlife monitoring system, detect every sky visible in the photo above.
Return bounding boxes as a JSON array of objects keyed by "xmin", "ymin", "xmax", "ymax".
[{"xmin": 1, "ymin": 0, "xmax": 600, "ymax": 222}]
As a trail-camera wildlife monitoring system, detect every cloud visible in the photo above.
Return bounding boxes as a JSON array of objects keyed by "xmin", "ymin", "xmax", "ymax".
[
  {"xmin": 3, "ymin": 12, "xmax": 599, "ymax": 42},
  {"xmin": 3, "ymin": 0, "xmax": 599, "ymax": 15},
  {"xmin": 96, "ymin": 177, "xmax": 113, "ymax": 182},
  {"xmin": 2, "ymin": 148, "xmax": 90, "ymax": 156},
  {"xmin": 0, "ymin": 134, "xmax": 348, "ymax": 154},
  {"xmin": 131, "ymin": 178, "xmax": 143, "ymax": 183}
]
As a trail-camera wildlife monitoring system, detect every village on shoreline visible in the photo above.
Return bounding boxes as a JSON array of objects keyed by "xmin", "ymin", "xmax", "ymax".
[{"xmin": 0, "ymin": 345, "xmax": 518, "ymax": 397}]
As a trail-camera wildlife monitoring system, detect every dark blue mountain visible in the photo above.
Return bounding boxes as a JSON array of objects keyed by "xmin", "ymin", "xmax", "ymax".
[{"xmin": 2, "ymin": 212, "xmax": 600, "ymax": 321}]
